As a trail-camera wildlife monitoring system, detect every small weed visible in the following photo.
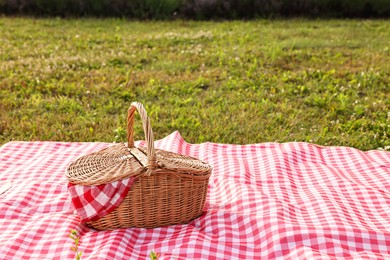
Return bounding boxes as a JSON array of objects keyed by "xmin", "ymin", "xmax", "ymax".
[
  {"xmin": 150, "ymin": 251, "xmax": 160, "ymax": 260},
  {"xmin": 69, "ymin": 229, "xmax": 83, "ymax": 260}
]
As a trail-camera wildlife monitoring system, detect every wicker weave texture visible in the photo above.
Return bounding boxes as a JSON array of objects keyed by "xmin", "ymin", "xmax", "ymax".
[
  {"xmin": 88, "ymin": 171, "xmax": 210, "ymax": 230},
  {"xmin": 66, "ymin": 102, "xmax": 212, "ymax": 229},
  {"xmin": 66, "ymin": 143, "xmax": 144, "ymax": 185}
]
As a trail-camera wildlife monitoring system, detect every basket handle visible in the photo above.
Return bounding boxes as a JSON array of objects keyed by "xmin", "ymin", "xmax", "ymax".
[{"xmin": 127, "ymin": 102, "xmax": 157, "ymax": 172}]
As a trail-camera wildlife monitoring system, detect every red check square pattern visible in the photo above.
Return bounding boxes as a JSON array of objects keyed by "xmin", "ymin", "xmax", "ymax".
[
  {"xmin": 67, "ymin": 177, "xmax": 135, "ymax": 222},
  {"xmin": 0, "ymin": 131, "xmax": 389, "ymax": 259}
]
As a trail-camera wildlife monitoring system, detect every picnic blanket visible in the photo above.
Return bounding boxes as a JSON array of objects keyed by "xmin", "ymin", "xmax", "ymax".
[{"xmin": 0, "ymin": 131, "xmax": 389, "ymax": 259}]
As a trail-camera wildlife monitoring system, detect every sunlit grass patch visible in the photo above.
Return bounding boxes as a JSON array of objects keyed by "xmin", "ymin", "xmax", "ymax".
[{"xmin": 0, "ymin": 18, "xmax": 389, "ymax": 150}]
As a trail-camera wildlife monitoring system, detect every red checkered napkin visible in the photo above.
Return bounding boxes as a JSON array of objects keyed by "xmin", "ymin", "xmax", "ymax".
[{"xmin": 67, "ymin": 177, "xmax": 135, "ymax": 222}]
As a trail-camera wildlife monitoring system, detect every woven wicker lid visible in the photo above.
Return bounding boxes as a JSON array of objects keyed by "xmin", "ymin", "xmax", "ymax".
[
  {"xmin": 65, "ymin": 102, "xmax": 211, "ymax": 186},
  {"xmin": 138, "ymin": 146, "xmax": 211, "ymax": 175},
  {"xmin": 65, "ymin": 143, "xmax": 143, "ymax": 185}
]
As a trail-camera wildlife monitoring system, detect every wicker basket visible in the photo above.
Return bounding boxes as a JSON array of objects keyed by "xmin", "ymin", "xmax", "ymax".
[{"xmin": 65, "ymin": 102, "xmax": 212, "ymax": 230}]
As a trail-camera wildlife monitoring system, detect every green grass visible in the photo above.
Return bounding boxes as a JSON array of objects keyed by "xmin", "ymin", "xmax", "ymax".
[{"xmin": 0, "ymin": 18, "xmax": 389, "ymax": 150}]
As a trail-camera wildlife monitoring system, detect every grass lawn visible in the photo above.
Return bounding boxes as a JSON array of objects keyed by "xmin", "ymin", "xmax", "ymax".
[{"xmin": 0, "ymin": 18, "xmax": 389, "ymax": 150}]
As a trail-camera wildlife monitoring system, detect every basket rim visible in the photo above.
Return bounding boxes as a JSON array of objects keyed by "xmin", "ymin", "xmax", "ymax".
[{"xmin": 65, "ymin": 143, "xmax": 212, "ymax": 186}]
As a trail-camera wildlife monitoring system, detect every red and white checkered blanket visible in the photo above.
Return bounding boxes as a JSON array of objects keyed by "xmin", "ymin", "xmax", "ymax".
[{"xmin": 0, "ymin": 131, "xmax": 389, "ymax": 259}]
